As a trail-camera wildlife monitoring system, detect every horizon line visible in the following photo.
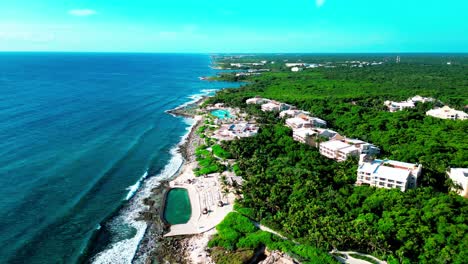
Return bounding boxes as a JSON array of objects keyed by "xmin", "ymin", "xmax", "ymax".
[{"xmin": 1, "ymin": 51, "xmax": 468, "ymax": 55}]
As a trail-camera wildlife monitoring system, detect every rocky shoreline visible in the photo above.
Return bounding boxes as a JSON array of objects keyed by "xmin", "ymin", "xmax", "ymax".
[{"xmin": 132, "ymin": 98, "xmax": 207, "ymax": 264}]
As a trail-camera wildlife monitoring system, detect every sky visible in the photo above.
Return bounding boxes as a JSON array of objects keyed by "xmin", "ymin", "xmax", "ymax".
[{"xmin": 0, "ymin": 0, "xmax": 467, "ymax": 53}]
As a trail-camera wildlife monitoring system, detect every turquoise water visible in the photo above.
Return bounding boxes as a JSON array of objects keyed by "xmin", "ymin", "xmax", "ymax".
[
  {"xmin": 211, "ymin": 109, "xmax": 232, "ymax": 119},
  {"xmin": 163, "ymin": 188, "xmax": 192, "ymax": 225},
  {"xmin": 0, "ymin": 53, "xmax": 240, "ymax": 263}
]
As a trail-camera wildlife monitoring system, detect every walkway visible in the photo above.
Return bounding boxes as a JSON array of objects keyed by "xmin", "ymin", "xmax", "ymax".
[{"xmin": 331, "ymin": 250, "xmax": 387, "ymax": 264}]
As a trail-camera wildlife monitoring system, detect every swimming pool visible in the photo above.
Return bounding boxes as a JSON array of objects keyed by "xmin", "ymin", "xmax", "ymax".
[
  {"xmin": 211, "ymin": 109, "xmax": 232, "ymax": 119},
  {"xmin": 163, "ymin": 188, "xmax": 192, "ymax": 225}
]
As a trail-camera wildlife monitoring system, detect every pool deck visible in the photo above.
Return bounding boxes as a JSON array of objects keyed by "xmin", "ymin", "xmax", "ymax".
[{"xmin": 164, "ymin": 162, "xmax": 235, "ymax": 237}]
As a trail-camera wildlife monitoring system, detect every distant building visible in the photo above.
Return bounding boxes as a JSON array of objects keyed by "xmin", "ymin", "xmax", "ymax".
[
  {"xmin": 291, "ymin": 67, "xmax": 303, "ymax": 72},
  {"xmin": 286, "ymin": 117, "xmax": 312, "ymax": 129},
  {"xmin": 279, "ymin": 109, "xmax": 310, "ymax": 118},
  {"xmin": 426, "ymin": 106, "xmax": 468, "ymax": 120},
  {"xmin": 246, "ymin": 97, "xmax": 270, "ymax": 105},
  {"xmin": 292, "ymin": 128, "xmax": 317, "ymax": 144},
  {"xmin": 447, "ymin": 168, "xmax": 468, "ymax": 198},
  {"xmin": 384, "ymin": 100, "xmax": 415, "ymax": 112},
  {"xmin": 285, "ymin": 63, "xmax": 304, "ymax": 67},
  {"xmin": 409, "ymin": 95, "xmax": 435, "ymax": 103},
  {"xmin": 356, "ymin": 155, "xmax": 422, "ymax": 192},
  {"xmin": 309, "ymin": 117, "xmax": 327, "ymax": 128},
  {"xmin": 261, "ymin": 102, "xmax": 293, "ymax": 112}
]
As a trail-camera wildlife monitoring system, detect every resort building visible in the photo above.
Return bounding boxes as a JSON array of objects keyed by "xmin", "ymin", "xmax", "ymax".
[
  {"xmin": 292, "ymin": 128, "xmax": 317, "ymax": 144},
  {"xmin": 279, "ymin": 109, "xmax": 310, "ymax": 118},
  {"xmin": 246, "ymin": 97, "xmax": 270, "ymax": 105},
  {"xmin": 291, "ymin": 67, "xmax": 303, "ymax": 72},
  {"xmin": 309, "ymin": 117, "xmax": 327, "ymax": 128},
  {"xmin": 286, "ymin": 117, "xmax": 312, "ymax": 129},
  {"xmin": 426, "ymin": 106, "xmax": 468, "ymax": 120},
  {"xmin": 319, "ymin": 138, "xmax": 380, "ymax": 162},
  {"xmin": 409, "ymin": 95, "xmax": 435, "ymax": 103},
  {"xmin": 447, "ymin": 168, "xmax": 468, "ymax": 198},
  {"xmin": 214, "ymin": 122, "xmax": 259, "ymax": 141},
  {"xmin": 384, "ymin": 100, "xmax": 415, "ymax": 112},
  {"xmin": 285, "ymin": 63, "xmax": 304, "ymax": 67},
  {"xmin": 261, "ymin": 102, "xmax": 293, "ymax": 112},
  {"xmin": 356, "ymin": 155, "xmax": 422, "ymax": 192},
  {"xmin": 320, "ymin": 140, "xmax": 360, "ymax": 161}
]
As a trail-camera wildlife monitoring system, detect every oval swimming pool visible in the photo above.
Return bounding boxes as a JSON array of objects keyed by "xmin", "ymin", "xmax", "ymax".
[{"xmin": 163, "ymin": 188, "xmax": 192, "ymax": 225}]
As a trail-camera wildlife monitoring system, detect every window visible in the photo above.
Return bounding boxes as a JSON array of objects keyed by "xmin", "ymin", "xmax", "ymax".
[
  {"xmin": 388, "ymin": 179, "xmax": 394, "ymax": 183},
  {"xmin": 387, "ymin": 184, "xmax": 393, "ymax": 188},
  {"xmin": 379, "ymin": 182, "xmax": 385, "ymax": 186},
  {"xmin": 380, "ymin": 177, "xmax": 386, "ymax": 181},
  {"xmin": 397, "ymin": 181, "xmax": 403, "ymax": 184}
]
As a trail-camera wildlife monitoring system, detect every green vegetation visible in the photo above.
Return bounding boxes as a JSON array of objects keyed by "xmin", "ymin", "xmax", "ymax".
[
  {"xmin": 207, "ymin": 55, "xmax": 468, "ymax": 263},
  {"xmin": 212, "ymin": 144, "xmax": 232, "ymax": 159},
  {"xmin": 208, "ymin": 212, "xmax": 337, "ymax": 264},
  {"xmin": 194, "ymin": 144, "xmax": 224, "ymax": 176}
]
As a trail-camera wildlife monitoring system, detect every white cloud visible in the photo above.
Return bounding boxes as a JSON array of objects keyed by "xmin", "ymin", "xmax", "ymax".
[
  {"xmin": 316, "ymin": 0, "xmax": 326, "ymax": 8},
  {"xmin": 68, "ymin": 9, "xmax": 97, "ymax": 17}
]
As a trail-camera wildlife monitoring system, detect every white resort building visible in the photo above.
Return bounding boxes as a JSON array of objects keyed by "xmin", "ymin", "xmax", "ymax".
[
  {"xmin": 279, "ymin": 109, "xmax": 310, "ymax": 118},
  {"xmin": 384, "ymin": 100, "xmax": 415, "ymax": 112},
  {"xmin": 319, "ymin": 138, "xmax": 380, "ymax": 162},
  {"xmin": 356, "ymin": 155, "xmax": 422, "ymax": 192},
  {"xmin": 410, "ymin": 95, "xmax": 435, "ymax": 103},
  {"xmin": 286, "ymin": 117, "xmax": 313, "ymax": 129},
  {"xmin": 246, "ymin": 97, "xmax": 270, "ymax": 105},
  {"xmin": 426, "ymin": 106, "xmax": 468, "ymax": 120},
  {"xmin": 447, "ymin": 168, "xmax": 468, "ymax": 198},
  {"xmin": 292, "ymin": 128, "xmax": 317, "ymax": 144},
  {"xmin": 261, "ymin": 102, "xmax": 293, "ymax": 112}
]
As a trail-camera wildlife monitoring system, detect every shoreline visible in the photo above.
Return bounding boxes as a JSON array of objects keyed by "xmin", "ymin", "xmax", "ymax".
[{"xmin": 132, "ymin": 97, "xmax": 209, "ymax": 263}]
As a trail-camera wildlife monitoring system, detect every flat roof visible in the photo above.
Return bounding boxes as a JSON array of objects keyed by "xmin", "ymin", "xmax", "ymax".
[{"xmin": 320, "ymin": 140, "xmax": 351, "ymax": 150}]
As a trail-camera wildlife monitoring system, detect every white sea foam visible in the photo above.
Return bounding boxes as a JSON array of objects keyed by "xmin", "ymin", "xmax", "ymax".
[
  {"xmin": 91, "ymin": 143, "xmax": 185, "ymax": 264},
  {"xmin": 171, "ymin": 88, "xmax": 219, "ymax": 111},
  {"xmin": 125, "ymin": 171, "xmax": 148, "ymax": 201},
  {"xmin": 91, "ymin": 86, "xmax": 208, "ymax": 264}
]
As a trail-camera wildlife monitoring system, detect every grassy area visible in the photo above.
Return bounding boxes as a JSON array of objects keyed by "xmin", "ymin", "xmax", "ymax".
[
  {"xmin": 212, "ymin": 144, "xmax": 232, "ymax": 159},
  {"xmin": 208, "ymin": 212, "xmax": 338, "ymax": 264},
  {"xmin": 194, "ymin": 145, "xmax": 225, "ymax": 176}
]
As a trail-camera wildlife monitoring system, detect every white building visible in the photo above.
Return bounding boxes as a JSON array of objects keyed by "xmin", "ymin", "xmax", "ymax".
[
  {"xmin": 292, "ymin": 128, "xmax": 317, "ymax": 144},
  {"xmin": 291, "ymin": 67, "xmax": 303, "ymax": 72},
  {"xmin": 319, "ymin": 138, "xmax": 380, "ymax": 162},
  {"xmin": 309, "ymin": 117, "xmax": 327, "ymax": 128},
  {"xmin": 356, "ymin": 155, "xmax": 422, "ymax": 192},
  {"xmin": 286, "ymin": 117, "xmax": 312, "ymax": 129},
  {"xmin": 320, "ymin": 140, "xmax": 360, "ymax": 162},
  {"xmin": 447, "ymin": 168, "xmax": 468, "ymax": 198},
  {"xmin": 384, "ymin": 100, "xmax": 415, "ymax": 112},
  {"xmin": 426, "ymin": 106, "xmax": 468, "ymax": 120},
  {"xmin": 285, "ymin": 63, "xmax": 304, "ymax": 67},
  {"xmin": 261, "ymin": 102, "xmax": 293, "ymax": 112},
  {"xmin": 279, "ymin": 109, "xmax": 310, "ymax": 118},
  {"xmin": 246, "ymin": 97, "xmax": 270, "ymax": 105},
  {"xmin": 409, "ymin": 95, "xmax": 435, "ymax": 103}
]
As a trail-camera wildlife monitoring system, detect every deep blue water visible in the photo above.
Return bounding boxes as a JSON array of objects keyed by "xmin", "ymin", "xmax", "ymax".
[{"xmin": 0, "ymin": 53, "xmax": 237, "ymax": 263}]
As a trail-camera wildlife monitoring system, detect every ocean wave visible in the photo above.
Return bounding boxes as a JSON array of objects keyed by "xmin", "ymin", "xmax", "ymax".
[
  {"xmin": 91, "ymin": 143, "xmax": 184, "ymax": 264},
  {"xmin": 125, "ymin": 171, "xmax": 148, "ymax": 201},
  {"xmin": 168, "ymin": 88, "xmax": 219, "ymax": 112}
]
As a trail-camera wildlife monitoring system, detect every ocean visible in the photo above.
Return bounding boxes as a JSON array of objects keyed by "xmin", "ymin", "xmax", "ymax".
[{"xmin": 0, "ymin": 53, "xmax": 238, "ymax": 263}]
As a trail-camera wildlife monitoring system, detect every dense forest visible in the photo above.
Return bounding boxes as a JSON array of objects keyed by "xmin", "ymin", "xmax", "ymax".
[{"xmin": 206, "ymin": 56, "xmax": 468, "ymax": 263}]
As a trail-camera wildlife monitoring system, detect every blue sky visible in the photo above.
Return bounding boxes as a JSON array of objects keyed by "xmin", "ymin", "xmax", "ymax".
[{"xmin": 0, "ymin": 0, "xmax": 467, "ymax": 52}]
